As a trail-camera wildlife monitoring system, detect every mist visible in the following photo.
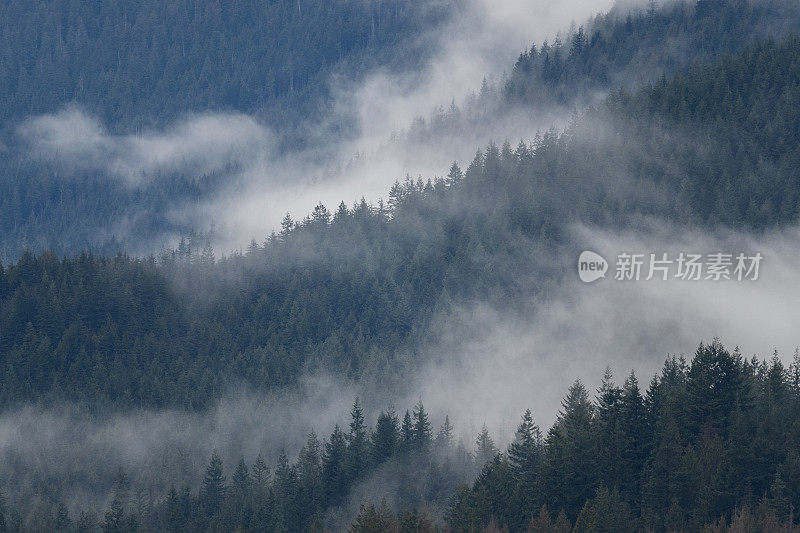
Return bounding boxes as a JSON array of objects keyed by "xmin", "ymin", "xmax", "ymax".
[
  {"xmin": 2, "ymin": 219, "xmax": 797, "ymax": 519},
  {"xmin": 0, "ymin": 375, "xmax": 360, "ymax": 515},
  {"xmin": 15, "ymin": 0, "xmax": 622, "ymax": 255},
  {"xmin": 18, "ymin": 108, "xmax": 272, "ymax": 186},
  {"xmin": 409, "ymin": 221, "xmax": 800, "ymax": 442},
  {"xmin": 5, "ymin": 0, "xmax": 800, "ymax": 528}
]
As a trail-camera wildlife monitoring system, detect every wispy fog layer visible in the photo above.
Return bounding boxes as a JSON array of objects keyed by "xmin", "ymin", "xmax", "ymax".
[
  {"xmin": 335, "ymin": 0, "xmax": 618, "ymax": 153},
  {"xmin": 0, "ymin": 375, "xmax": 357, "ymax": 512},
  {"xmin": 2, "ymin": 221, "xmax": 798, "ymax": 514},
  {"xmin": 206, "ymin": 0, "xmax": 617, "ymax": 250},
  {"xmin": 8, "ymin": 0, "xmax": 800, "ymax": 522},
  {"xmin": 410, "ymin": 221, "xmax": 800, "ymax": 440},
  {"xmin": 17, "ymin": 0, "xmax": 618, "ymax": 253},
  {"xmin": 19, "ymin": 108, "xmax": 272, "ymax": 185}
]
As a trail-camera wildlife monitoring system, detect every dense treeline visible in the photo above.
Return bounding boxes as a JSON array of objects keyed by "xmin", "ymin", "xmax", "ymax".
[
  {"xmin": 3, "ymin": 35, "xmax": 800, "ymax": 409},
  {"xmin": 504, "ymin": 0, "xmax": 800, "ymax": 109},
  {"xmin": 0, "ymin": 0, "xmax": 451, "ymax": 260},
  {"xmin": 447, "ymin": 342, "xmax": 800, "ymax": 531},
  {"xmin": 2, "ymin": 341, "xmax": 798, "ymax": 531},
  {"xmin": 2, "ymin": 1, "xmax": 800, "ymax": 531},
  {"xmin": 4, "ymin": 0, "xmax": 800, "ymax": 262},
  {"xmin": 571, "ymin": 36, "xmax": 800, "ymax": 229},
  {"xmin": 0, "ymin": 163, "xmax": 217, "ymax": 263},
  {"xmin": 0, "ymin": 166, "xmax": 541, "ymax": 408},
  {"xmin": 0, "ymin": 0, "xmax": 448, "ymax": 128},
  {"xmin": 410, "ymin": 0, "xmax": 800, "ymax": 142}
]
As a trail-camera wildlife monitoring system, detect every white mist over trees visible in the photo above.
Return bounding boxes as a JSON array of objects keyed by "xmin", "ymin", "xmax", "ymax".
[{"xmin": 1, "ymin": 0, "xmax": 800, "ymax": 531}]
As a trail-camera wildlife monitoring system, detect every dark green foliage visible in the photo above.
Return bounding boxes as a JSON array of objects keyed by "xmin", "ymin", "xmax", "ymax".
[
  {"xmin": 2, "ymin": 0, "xmax": 799, "ymax": 263},
  {"xmin": 474, "ymin": 426, "xmax": 498, "ymax": 468},
  {"xmin": 102, "ymin": 468, "xmax": 136, "ymax": 533},
  {"xmin": 323, "ymin": 425, "xmax": 349, "ymax": 508},
  {"xmin": 401, "ymin": 411, "xmax": 415, "ymax": 454},
  {"xmin": 200, "ymin": 451, "xmax": 226, "ymax": 520},
  {"xmin": 2, "ymin": 3, "xmax": 800, "ymax": 531},
  {"xmin": 296, "ymin": 432, "xmax": 322, "ymax": 528},
  {"xmin": 0, "ymin": 0, "xmax": 453, "ymax": 261},
  {"xmin": 349, "ymin": 500, "xmax": 396, "ymax": 533},
  {"xmin": 3, "ymin": 346, "xmax": 799, "ymax": 531},
  {"xmin": 373, "ymin": 409, "xmax": 400, "ymax": 465},
  {"xmin": 0, "ymin": 0, "xmax": 449, "ymax": 127},
  {"xmin": 504, "ymin": 0, "xmax": 800, "ymax": 108},
  {"xmin": 412, "ymin": 402, "xmax": 433, "ymax": 454},
  {"xmin": 435, "ymin": 415, "xmax": 455, "ymax": 454},
  {"xmin": 8, "ymin": 36, "xmax": 800, "ymax": 410},
  {"xmin": 347, "ymin": 398, "xmax": 370, "ymax": 485},
  {"xmin": 0, "ymin": 486, "xmax": 6, "ymax": 533},
  {"xmin": 445, "ymin": 341, "xmax": 800, "ymax": 532},
  {"xmin": 542, "ymin": 381, "xmax": 596, "ymax": 521},
  {"xmin": 572, "ymin": 486, "xmax": 635, "ymax": 533}
]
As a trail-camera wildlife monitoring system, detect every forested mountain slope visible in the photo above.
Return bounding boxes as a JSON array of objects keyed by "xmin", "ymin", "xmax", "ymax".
[
  {"xmin": 505, "ymin": 0, "xmax": 800, "ymax": 108},
  {"xmin": 3, "ymin": 0, "xmax": 800, "ymax": 261},
  {"xmin": 2, "ymin": 36, "xmax": 800, "ymax": 409},
  {"xmin": 0, "ymin": 0, "xmax": 449, "ymax": 128},
  {"xmin": 3, "ymin": 342, "xmax": 799, "ymax": 531},
  {"xmin": 2, "ymin": 2, "xmax": 800, "ymax": 530},
  {"xmin": 412, "ymin": 0, "xmax": 800, "ymax": 140},
  {"xmin": 0, "ymin": 0, "xmax": 453, "ymax": 261}
]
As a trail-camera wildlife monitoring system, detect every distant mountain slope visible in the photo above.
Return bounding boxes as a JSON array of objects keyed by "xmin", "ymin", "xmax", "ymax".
[
  {"xmin": 2, "ymin": 0, "xmax": 800, "ymax": 261},
  {"xmin": 0, "ymin": 0, "xmax": 452, "ymax": 261},
  {"xmin": 504, "ymin": 0, "xmax": 800, "ymax": 108},
  {"xmin": 412, "ymin": 0, "xmax": 800, "ymax": 141},
  {"xmin": 3, "ymin": 35, "xmax": 800, "ymax": 410},
  {"xmin": 0, "ymin": 0, "xmax": 450, "ymax": 129}
]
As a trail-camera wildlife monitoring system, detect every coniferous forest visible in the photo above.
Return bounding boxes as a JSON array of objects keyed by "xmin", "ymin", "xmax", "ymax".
[
  {"xmin": 3, "ymin": 342, "xmax": 799, "ymax": 531},
  {"xmin": 1, "ymin": 0, "xmax": 800, "ymax": 531}
]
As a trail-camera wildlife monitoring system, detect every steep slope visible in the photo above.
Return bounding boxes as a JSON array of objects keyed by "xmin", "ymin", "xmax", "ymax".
[
  {"xmin": 3, "ymin": 0, "xmax": 800, "ymax": 261},
  {"xmin": 2, "ymin": 36, "xmax": 800, "ymax": 410},
  {"xmin": 0, "ymin": 0, "xmax": 450, "ymax": 128}
]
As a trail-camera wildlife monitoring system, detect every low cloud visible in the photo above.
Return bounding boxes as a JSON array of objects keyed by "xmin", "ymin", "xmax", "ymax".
[
  {"xmin": 0, "ymin": 374, "xmax": 358, "ymax": 513},
  {"xmin": 409, "ymin": 221, "xmax": 800, "ymax": 443},
  {"xmin": 18, "ymin": 107, "xmax": 272, "ymax": 185},
  {"xmin": 1, "ymin": 221, "xmax": 798, "ymax": 517},
  {"xmin": 16, "ymin": 0, "xmax": 621, "ymax": 253}
]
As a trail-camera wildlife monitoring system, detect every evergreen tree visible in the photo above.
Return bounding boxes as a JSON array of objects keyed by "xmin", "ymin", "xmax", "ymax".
[
  {"xmin": 543, "ymin": 380, "xmax": 595, "ymax": 521},
  {"xmin": 372, "ymin": 408, "xmax": 400, "ymax": 465},
  {"xmin": 223, "ymin": 457, "xmax": 251, "ymax": 530},
  {"xmin": 200, "ymin": 451, "xmax": 226, "ymax": 519},
  {"xmin": 297, "ymin": 431, "xmax": 323, "ymax": 525},
  {"xmin": 103, "ymin": 468, "xmax": 136, "ymax": 533},
  {"xmin": 573, "ymin": 486, "xmax": 635, "ymax": 533},
  {"xmin": 435, "ymin": 415, "xmax": 455, "ymax": 453},
  {"xmin": 446, "ymin": 162, "xmax": 463, "ymax": 187},
  {"xmin": 619, "ymin": 371, "xmax": 648, "ymax": 503},
  {"xmin": 349, "ymin": 500, "xmax": 395, "ymax": 532},
  {"xmin": 251, "ymin": 454, "xmax": 271, "ymax": 504},
  {"xmin": 273, "ymin": 449, "xmax": 299, "ymax": 530},
  {"xmin": 474, "ymin": 425, "xmax": 497, "ymax": 466},
  {"xmin": 507, "ymin": 409, "xmax": 543, "ymax": 525},
  {"xmin": 595, "ymin": 368, "xmax": 624, "ymax": 490},
  {"xmin": 400, "ymin": 410, "xmax": 414, "ymax": 453},
  {"xmin": 528, "ymin": 505, "xmax": 553, "ymax": 533},
  {"xmin": 412, "ymin": 402, "xmax": 433, "ymax": 454},
  {"xmin": 687, "ymin": 340, "xmax": 743, "ymax": 437},
  {"xmin": 347, "ymin": 397, "xmax": 370, "ymax": 483},
  {"xmin": 164, "ymin": 488, "xmax": 182, "ymax": 533},
  {"xmin": 322, "ymin": 425, "xmax": 348, "ymax": 507}
]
